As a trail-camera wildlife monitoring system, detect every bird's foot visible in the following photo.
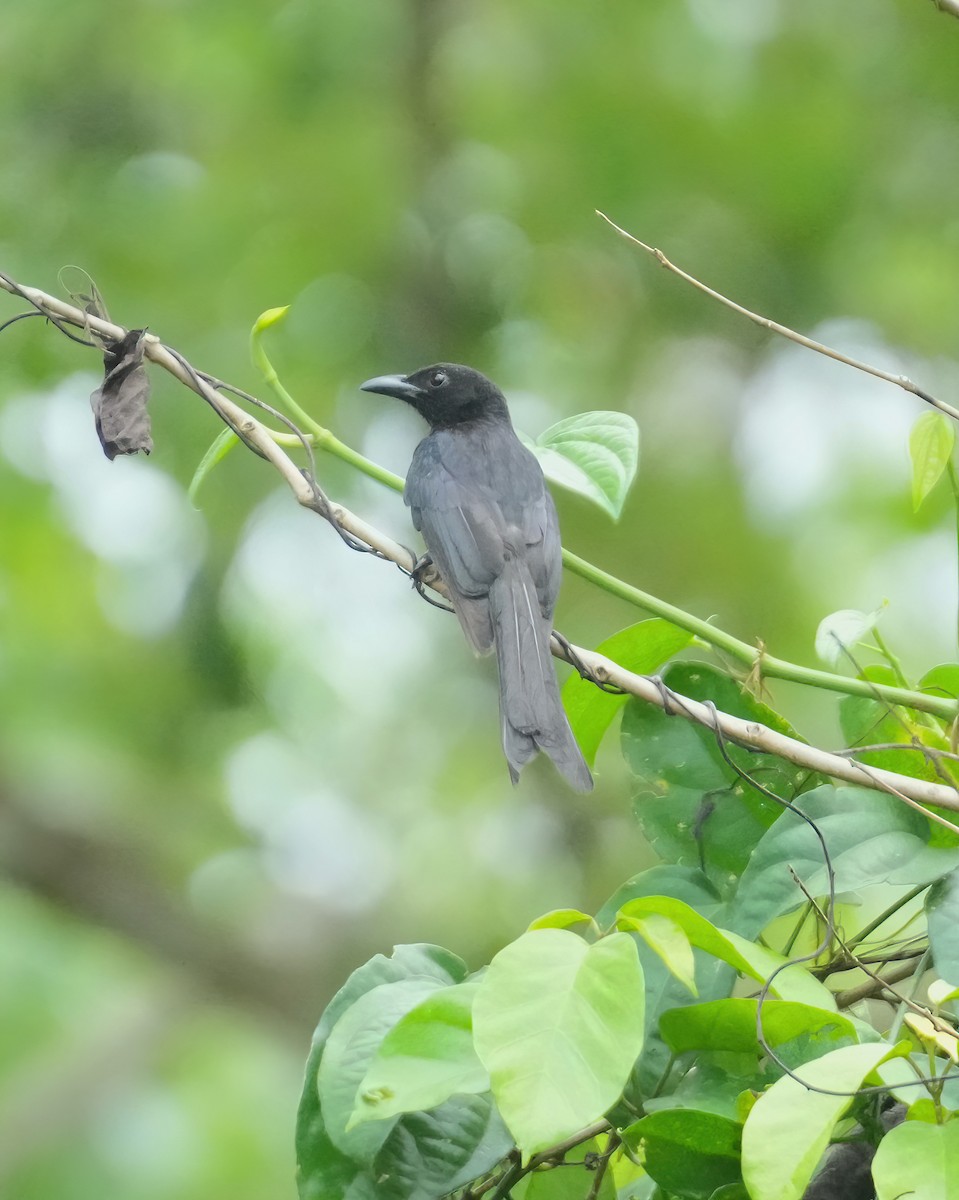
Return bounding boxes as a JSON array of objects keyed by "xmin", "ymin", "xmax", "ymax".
[
  {"xmin": 551, "ymin": 630, "xmax": 627, "ymax": 695},
  {"xmin": 405, "ymin": 553, "xmax": 455, "ymax": 613}
]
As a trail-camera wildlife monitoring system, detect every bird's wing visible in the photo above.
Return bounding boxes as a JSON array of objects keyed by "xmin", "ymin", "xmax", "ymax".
[
  {"xmin": 517, "ymin": 486, "xmax": 562, "ymax": 620},
  {"xmin": 406, "ymin": 441, "xmax": 508, "ymax": 654}
]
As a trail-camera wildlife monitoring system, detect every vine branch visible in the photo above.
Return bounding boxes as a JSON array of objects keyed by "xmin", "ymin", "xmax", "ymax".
[
  {"xmin": 4, "ymin": 268, "xmax": 957, "ymax": 721},
  {"xmin": 3, "ymin": 271, "xmax": 959, "ymax": 816}
]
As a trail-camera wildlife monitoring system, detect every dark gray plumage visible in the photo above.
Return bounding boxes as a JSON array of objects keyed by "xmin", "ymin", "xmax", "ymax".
[{"xmin": 361, "ymin": 363, "xmax": 593, "ymax": 792}]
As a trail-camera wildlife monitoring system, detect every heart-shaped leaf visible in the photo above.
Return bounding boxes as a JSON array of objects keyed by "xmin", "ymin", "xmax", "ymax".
[
  {"xmin": 524, "ymin": 411, "xmax": 639, "ymax": 519},
  {"xmin": 472, "ymin": 929, "xmax": 645, "ymax": 1159},
  {"xmin": 814, "ymin": 605, "xmax": 885, "ymax": 667},
  {"xmin": 910, "ymin": 410, "xmax": 955, "ymax": 511}
]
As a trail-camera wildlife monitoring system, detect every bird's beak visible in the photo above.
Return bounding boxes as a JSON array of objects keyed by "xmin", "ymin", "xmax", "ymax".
[{"xmin": 359, "ymin": 374, "xmax": 426, "ymax": 402}]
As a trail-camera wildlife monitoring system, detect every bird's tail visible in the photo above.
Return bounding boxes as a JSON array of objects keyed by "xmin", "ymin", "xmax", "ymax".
[{"xmin": 489, "ymin": 557, "xmax": 593, "ymax": 792}]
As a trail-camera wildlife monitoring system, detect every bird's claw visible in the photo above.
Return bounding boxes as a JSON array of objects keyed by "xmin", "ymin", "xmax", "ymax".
[{"xmin": 405, "ymin": 553, "xmax": 455, "ymax": 613}]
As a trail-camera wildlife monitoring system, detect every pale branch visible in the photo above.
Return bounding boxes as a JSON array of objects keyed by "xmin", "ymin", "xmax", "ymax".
[
  {"xmin": 596, "ymin": 211, "xmax": 959, "ymax": 424},
  {"xmin": 3, "ymin": 269, "xmax": 957, "ymax": 724},
  {"xmin": 3, "ymin": 273, "xmax": 959, "ymax": 817},
  {"xmin": 568, "ymin": 646, "xmax": 959, "ymax": 819},
  {"xmin": 931, "ymin": 0, "xmax": 959, "ymax": 17}
]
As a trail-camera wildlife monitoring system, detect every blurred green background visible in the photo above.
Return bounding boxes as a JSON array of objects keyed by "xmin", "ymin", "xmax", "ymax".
[{"xmin": 1, "ymin": 1, "xmax": 958, "ymax": 1196}]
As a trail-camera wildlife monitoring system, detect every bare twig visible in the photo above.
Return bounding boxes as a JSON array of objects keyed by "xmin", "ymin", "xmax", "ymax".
[
  {"xmin": 835, "ymin": 743, "xmax": 959, "ymax": 765},
  {"xmin": 3, "ymin": 272, "xmax": 959, "ymax": 816},
  {"xmin": 835, "ymin": 960, "xmax": 927, "ymax": 1008},
  {"xmin": 597, "ymin": 211, "xmax": 959, "ymax": 423}
]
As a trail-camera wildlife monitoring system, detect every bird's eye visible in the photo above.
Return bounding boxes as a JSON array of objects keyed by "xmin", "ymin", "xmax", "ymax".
[{"xmin": 429, "ymin": 370, "xmax": 448, "ymax": 388}]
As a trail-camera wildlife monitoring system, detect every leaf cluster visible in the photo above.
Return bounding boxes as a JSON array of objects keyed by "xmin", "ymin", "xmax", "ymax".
[{"xmin": 298, "ymin": 632, "xmax": 959, "ymax": 1200}]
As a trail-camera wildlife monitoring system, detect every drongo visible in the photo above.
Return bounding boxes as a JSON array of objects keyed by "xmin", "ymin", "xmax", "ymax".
[{"xmin": 361, "ymin": 363, "xmax": 593, "ymax": 792}]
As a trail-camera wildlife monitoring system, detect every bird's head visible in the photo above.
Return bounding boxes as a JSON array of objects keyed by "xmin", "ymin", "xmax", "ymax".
[{"xmin": 360, "ymin": 363, "xmax": 510, "ymax": 429}]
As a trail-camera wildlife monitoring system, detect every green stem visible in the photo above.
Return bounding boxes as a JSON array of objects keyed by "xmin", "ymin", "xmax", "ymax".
[
  {"xmin": 873, "ymin": 628, "xmax": 941, "ymax": 736},
  {"xmin": 251, "ymin": 320, "xmax": 406, "ymax": 495},
  {"xmin": 781, "ymin": 901, "xmax": 813, "ymax": 958},
  {"xmin": 314, "ymin": 429, "xmax": 405, "ymax": 494},
  {"xmin": 271, "ymin": 427, "xmax": 403, "ymax": 492},
  {"xmin": 269, "ymin": 406, "xmax": 959, "ymax": 722},
  {"xmin": 560, "ymin": 550, "xmax": 957, "ymax": 720},
  {"xmin": 872, "ymin": 628, "xmax": 911, "ymax": 692},
  {"xmin": 844, "ymin": 882, "xmax": 931, "ymax": 952}
]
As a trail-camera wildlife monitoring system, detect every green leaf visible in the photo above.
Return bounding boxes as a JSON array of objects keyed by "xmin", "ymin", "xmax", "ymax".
[
  {"xmin": 618, "ymin": 912, "xmax": 697, "ymax": 996},
  {"xmin": 927, "ymin": 867, "xmax": 959, "ymax": 987},
  {"xmin": 350, "ymin": 982, "xmax": 487, "ymax": 1128},
  {"xmin": 659, "ymin": 999, "xmax": 860, "ymax": 1066},
  {"xmin": 562, "ymin": 618, "xmax": 693, "ymax": 767},
  {"xmin": 319, "ymin": 978, "xmax": 449, "ymax": 1163},
  {"xmin": 371, "ymin": 1093, "xmax": 512, "ymax": 1200},
  {"xmin": 877, "ymin": 1050, "xmax": 959, "ymax": 1111},
  {"xmin": 621, "ymin": 1110, "xmax": 742, "ymax": 1200},
  {"xmin": 622, "ymin": 662, "xmax": 817, "ymax": 883},
  {"xmin": 188, "ymin": 427, "xmax": 239, "ymax": 506},
  {"xmin": 295, "ymin": 944, "xmax": 467, "ymax": 1200},
  {"xmin": 472, "ymin": 929, "xmax": 645, "ymax": 1159},
  {"xmin": 596, "ymin": 866, "xmax": 730, "ymax": 1100},
  {"xmin": 730, "ymin": 785, "xmax": 959, "ymax": 936},
  {"xmin": 921, "ymin": 663, "xmax": 959, "ymax": 700},
  {"xmin": 839, "ymin": 690, "xmax": 950, "ymax": 785},
  {"xmin": 252, "ymin": 304, "xmax": 291, "ymax": 334},
  {"xmin": 814, "ymin": 604, "xmax": 885, "ymax": 667},
  {"xmin": 526, "ymin": 908, "xmax": 598, "ymax": 933},
  {"xmin": 928, "ymin": 978, "xmax": 959, "ymax": 1005},
  {"xmin": 597, "ymin": 865, "xmax": 726, "ymax": 930},
  {"xmin": 525, "ymin": 410, "xmax": 639, "ymax": 519},
  {"xmin": 616, "ymin": 896, "xmax": 836, "ymax": 1009},
  {"xmin": 740, "ymin": 1042, "xmax": 899, "ymax": 1200},
  {"xmin": 910, "ymin": 410, "xmax": 955, "ymax": 511},
  {"xmin": 872, "ymin": 1117, "xmax": 959, "ymax": 1200},
  {"xmin": 646, "ymin": 1062, "xmax": 763, "ymax": 1123}
]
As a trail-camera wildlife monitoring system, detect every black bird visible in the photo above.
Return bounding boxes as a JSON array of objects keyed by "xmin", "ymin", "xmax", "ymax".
[{"xmin": 361, "ymin": 363, "xmax": 593, "ymax": 792}]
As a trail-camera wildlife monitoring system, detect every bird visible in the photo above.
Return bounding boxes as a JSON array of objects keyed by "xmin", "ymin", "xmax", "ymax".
[{"xmin": 361, "ymin": 363, "xmax": 593, "ymax": 792}]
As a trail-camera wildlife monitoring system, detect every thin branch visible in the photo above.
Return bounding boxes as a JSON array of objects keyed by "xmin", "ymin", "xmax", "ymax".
[
  {"xmin": 596, "ymin": 211, "xmax": 959, "ymax": 424},
  {"xmin": 4, "ymin": 273, "xmax": 959, "ymax": 814},
  {"xmin": 834, "ymin": 743, "xmax": 959, "ymax": 765},
  {"xmin": 3, "ymin": 270, "xmax": 957, "ymax": 725}
]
